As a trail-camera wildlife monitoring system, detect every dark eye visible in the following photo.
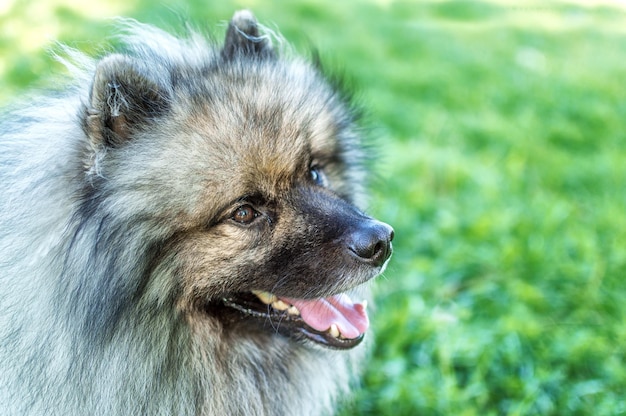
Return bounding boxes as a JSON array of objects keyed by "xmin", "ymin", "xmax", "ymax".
[
  {"xmin": 231, "ymin": 204, "xmax": 258, "ymax": 224},
  {"xmin": 310, "ymin": 166, "xmax": 325, "ymax": 186}
]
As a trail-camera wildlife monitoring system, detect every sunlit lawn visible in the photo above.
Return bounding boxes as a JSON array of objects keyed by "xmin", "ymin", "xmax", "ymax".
[{"xmin": 2, "ymin": 1, "xmax": 626, "ymax": 414}]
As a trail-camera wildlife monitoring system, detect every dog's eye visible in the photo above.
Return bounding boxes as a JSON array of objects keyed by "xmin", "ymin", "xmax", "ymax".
[
  {"xmin": 231, "ymin": 204, "xmax": 259, "ymax": 224},
  {"xmin": 310, "ymin": 166, "xmax": 325, "ymax": 186}
]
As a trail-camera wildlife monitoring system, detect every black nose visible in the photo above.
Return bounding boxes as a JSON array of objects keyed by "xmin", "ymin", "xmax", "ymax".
[{"xmin": 347, "ymin": 220, "xmax": 394, "ymax": 267}]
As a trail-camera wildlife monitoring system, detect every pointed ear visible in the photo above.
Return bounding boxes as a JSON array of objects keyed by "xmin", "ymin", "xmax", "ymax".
[
  {"xmin": 85, "ymin": 54, "xmax": 170, "ymax": 148},
  {"xmin": 221, "ymin": 10, "xmax": 275, "ymax": 60}
]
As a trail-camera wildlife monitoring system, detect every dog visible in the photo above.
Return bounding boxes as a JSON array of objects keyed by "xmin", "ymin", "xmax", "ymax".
[{"xmin": 0, "ymin": 10, "xmax": 393, "ymax": 415}]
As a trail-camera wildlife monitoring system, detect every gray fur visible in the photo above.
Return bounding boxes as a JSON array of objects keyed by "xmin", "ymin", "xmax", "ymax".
[{"xmin": 0, "ymin": 10, "xmax": 385, "ymax": 416}]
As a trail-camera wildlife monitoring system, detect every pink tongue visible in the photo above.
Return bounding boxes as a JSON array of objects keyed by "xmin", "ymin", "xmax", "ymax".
[{"xmin": 280, "ymin": 293, "xmax": 369, "ymax": 340}]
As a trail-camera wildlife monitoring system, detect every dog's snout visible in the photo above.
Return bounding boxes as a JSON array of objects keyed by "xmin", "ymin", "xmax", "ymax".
[{"xmin": 347, "ymin": 220, "xmax": 394, "ymax": 267}]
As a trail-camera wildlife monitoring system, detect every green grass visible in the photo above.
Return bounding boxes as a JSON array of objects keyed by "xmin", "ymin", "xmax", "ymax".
[{"xmin": 2, "ymin": 1, "xmax": 626, "ymax": 414}]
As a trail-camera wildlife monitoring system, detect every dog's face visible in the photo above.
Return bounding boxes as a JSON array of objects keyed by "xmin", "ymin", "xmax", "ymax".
[{"xmin": 83, "ymin": 11, "xmax": 393, "ymax": 349}]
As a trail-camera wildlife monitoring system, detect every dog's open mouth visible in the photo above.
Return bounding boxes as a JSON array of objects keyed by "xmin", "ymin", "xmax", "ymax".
[{"xmin": 217, "ymin": 290, "xmax": 369, "ymax": 349}]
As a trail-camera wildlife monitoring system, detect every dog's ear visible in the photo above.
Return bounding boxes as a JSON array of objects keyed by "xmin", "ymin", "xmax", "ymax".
[
  {"xmin": 85, "ymin": 54, "xmax": 170, "ymax": 148},
  {"xmin": 222, "ymin": 10, "xmax": 275, "ymax": 60}
]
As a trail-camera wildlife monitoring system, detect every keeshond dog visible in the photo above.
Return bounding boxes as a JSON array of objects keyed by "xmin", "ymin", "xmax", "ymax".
[{"xmin": 0, "ymin": 10, "xmax": 393, "ymax": 416}]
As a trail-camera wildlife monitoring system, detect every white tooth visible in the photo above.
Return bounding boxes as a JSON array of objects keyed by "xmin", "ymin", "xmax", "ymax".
[
  {"xmin": 271, "ymin": 300, "xmax": 290, "ymax": 311},
  {"xmin": 252, "ymin": 290, "xmax": 277, "ymax": 305},
  {"xmin": 329, "ymin": 324, "xmax": 340, "ymax": 338},
  {"xmin": 287, "ymin": 305, "xmax": 300, "ymax": 316},
  {"xmin": 361, "ymin": 300, "xmax": 368, "ymax": 311}
]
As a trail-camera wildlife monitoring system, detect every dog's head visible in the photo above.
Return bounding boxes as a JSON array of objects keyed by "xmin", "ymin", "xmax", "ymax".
[{"xmin": 82, "ymin": 10, "xmax": 393, "ymax": 349}]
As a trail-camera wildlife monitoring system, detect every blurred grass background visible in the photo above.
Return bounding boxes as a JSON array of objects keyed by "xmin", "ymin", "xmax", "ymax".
[{"xmin": 2, "ymin": 0, "xmax": 626, "ymax": 414}]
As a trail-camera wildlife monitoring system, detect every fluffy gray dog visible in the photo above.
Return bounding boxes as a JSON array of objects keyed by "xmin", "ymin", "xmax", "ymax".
[{"xmin": 0, "ymin": 10, "xmax": 393, "ymax": 415}]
